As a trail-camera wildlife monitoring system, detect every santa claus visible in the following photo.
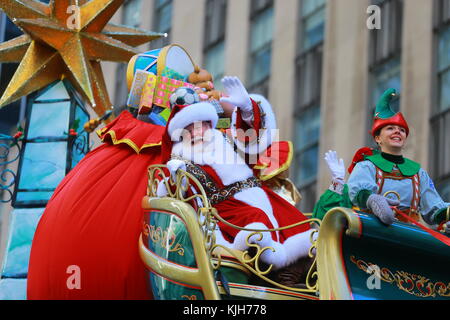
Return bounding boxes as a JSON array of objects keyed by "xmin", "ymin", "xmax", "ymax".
[{"xmin": 158, "ymin": 81, "xmax": 317, "ymax": 276}]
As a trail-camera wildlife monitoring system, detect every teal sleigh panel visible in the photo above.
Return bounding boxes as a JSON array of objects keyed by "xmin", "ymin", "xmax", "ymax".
[
  {"xmin": 317, "ymin": 207, "xmax": 450, "ymax": 300},
  {"xmin": 139, "ymin": 197, "xmax": 220, "ymax": 300}
]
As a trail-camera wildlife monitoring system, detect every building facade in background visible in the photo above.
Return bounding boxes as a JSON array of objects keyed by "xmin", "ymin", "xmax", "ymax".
[
  {"xmin": 1, "ymin": 0, "xmax": 449, "ymax": 214},
  {"xmin": 0, "ymin": 0, "xmax": 448, "ymax": 298},
  {"xmin": 106, "ymin": 0, "xmax": 450, "ymax": 212}
]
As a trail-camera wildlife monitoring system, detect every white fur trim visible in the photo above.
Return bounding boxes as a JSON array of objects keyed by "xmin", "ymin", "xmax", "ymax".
[
  {"xmin": 171, "ymin": 129, "xmax": 278, "ymax": 239},
  {"xmin": 220, "ymin": 226, "xmax": 315, "ymax": 270},
  {"xmin": 168, "ymin": 102, "xmax": 219, "ymax": 141},
  {"xmin": 214, "ymin": 227, "xmax": 233, "ymax": 247},
  {"xmin": 208, "ymin": 161, "xmax": 253, "ymax": 186},
  {"xmin": 232, "ymin": 222, "xmax": 272, "ymax": 251},
  {"xmin": 231, "ymin": 223, "xmax": 289, "ymax": 270},
  {"xmin": 282, "ymin": 229, "xmax": 315, "ymax": 266},
  {"xmin": 171, "ymin": 129, "xmax": 253, "ymax": 183},
  {"xmin": 230, "ymin": 94, "xmax": 278, "ymax": 155},
  {"xmin": 260, "ymin": 241, "xmax": 288, "ymax": 270}
]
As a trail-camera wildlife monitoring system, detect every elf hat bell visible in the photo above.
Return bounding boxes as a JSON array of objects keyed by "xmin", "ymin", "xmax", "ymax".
[{"xmin": 371, "ymin": 88, "xmax": 409, "ymax": 137}]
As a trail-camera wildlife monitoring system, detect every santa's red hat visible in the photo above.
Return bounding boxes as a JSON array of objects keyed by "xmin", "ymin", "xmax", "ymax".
[{"xmin": 161, "ymin": 101, "xmax": 219, "ymax": 163}]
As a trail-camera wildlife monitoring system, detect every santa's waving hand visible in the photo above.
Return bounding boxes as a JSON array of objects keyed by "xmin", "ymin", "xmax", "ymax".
[{"xmin": 220, "ymin": 77, "xmax": 253, "ymax": 113}]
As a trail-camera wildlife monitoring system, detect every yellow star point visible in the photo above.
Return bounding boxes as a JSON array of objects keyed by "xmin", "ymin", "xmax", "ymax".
[{"xmin": 0, "ymin": 0, "xmax": 164, "ymax": 117}]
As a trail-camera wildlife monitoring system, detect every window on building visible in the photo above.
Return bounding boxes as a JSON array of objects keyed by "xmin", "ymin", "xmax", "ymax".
[
  {"xmin": 248, "ymin": 0, "xmax": 274, "ymax": 97},
  {"xmin": 367, "ymin": 0, "xmax": 403, "ymax": 145},
  {"xmin": 151, "ymin": 0, "xmax": 172, "ymax": 49},
  {"xmin": 203, "ymin": 0, "xmax": 227, "ymax": 90},
  {"xmin": 293, "ymin": 0, "xmax": 326, "ymax": 212},
  {"xmin": 430, "ymin": 0, "xmax": 450, "ymax": 200},
  {"xmin": 123, "ymin": 0, "xmax": 143, "ymax": 28},
  {"xmin": 13, "ymin": 80, "xmax": 90, "ymax": 208}
]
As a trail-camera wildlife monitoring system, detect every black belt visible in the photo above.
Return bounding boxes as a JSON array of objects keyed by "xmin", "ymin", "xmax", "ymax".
[{"xmin": 178, "ymin": 158, "xmax": 262, "ymax": 205}]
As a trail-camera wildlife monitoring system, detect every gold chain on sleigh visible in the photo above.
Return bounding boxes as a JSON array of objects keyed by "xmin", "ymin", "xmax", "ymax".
[{"xmin": 147, "ymin": 165, "xmax": 320, "ymax": 294}]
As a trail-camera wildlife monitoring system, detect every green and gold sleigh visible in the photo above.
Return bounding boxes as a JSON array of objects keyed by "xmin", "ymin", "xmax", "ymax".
[{"xmin": 139, "ymin": 165, "xmax": 450, "ymax": 300}]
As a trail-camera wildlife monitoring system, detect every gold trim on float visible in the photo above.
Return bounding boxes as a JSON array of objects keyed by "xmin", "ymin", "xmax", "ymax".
[
  {"xmin": 126, "ymin": 43, "xmax": 195, "ymax": 94},
  {"xmin": 140, "ymin": 197, "xmax": 221, "ymax": 300},
  {"xmin": 211, "ymin": 246, "xmax": 252, "ymax": 276},
  {"xmin": 126, "ymin": 54, "xmax": 139, "ymax": 91},
  {"xmin": 255, "ymin": 141, "xmax": 294, "ymax": 182},
  {"xmin": 96, "ymin": 129, "xmax": 162, "ymax": 154},
  {"xmin": 211, "ymin": 258, "xmax": 252, "ymax": 276},
  {"xmin": 316, "ymin": 207, "xmax": 362, "ymax": 300},
  {"xmin": 157, "ymin": 44, "xmax": 196, "ymax": 77},
  {"xmin": 350, "ymin": 256, "xmax": 450, "ymax": 298}
]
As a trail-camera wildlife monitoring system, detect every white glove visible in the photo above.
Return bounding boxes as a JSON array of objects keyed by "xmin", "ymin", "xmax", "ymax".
[
  {"xmin": 167, "ymin": 159, "xmax": 187, "ymax": 181},
  {"xmin": 220, "ymin": 76, "xmax": 253, "ymax": 114},
  {"xmin": 366, "ymin": 194, "xmax": 400, "ymax": 225},
  {"xmin": 324, "ymin": 150, "xmax": 345, "ymax": 182},
  {"xmin": 156, "ymin": 178, "xmax": 169, "ymax": 197}
]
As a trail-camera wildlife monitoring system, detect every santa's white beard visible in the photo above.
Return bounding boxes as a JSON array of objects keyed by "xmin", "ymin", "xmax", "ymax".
[
  {"xmin": 171, "ymin": 128, "xmax": 279, "ymax": 237},
  {"xmin": 171, "ymin": 129, "xmax": 254, "ymax": 185}
]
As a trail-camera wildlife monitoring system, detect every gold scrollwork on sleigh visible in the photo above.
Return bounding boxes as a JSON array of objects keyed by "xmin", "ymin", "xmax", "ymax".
[
  {"xmin": 146, "ymin": 165, "xmax": 321, "ymax": 295},
  {"xmin": 350, "ymin": 256, "xmax": 450, "ymax": 298},
  {"xmin": 143, "ymin": 222, "xmax": 185, "ymax": 256}
]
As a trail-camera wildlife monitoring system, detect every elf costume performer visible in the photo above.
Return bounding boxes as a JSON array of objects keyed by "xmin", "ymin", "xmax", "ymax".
[
  {"xmin": 313, "ymin": 89, "xmax": 450, "ymax": 236},
  {"xmin": 158, "ymin": 78, "xmax": 316, "ymax": 285}
]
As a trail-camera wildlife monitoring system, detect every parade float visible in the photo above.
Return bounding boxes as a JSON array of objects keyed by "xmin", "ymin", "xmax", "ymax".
[
  {"xmin": 129, "ymin": 50, "xmax": 450, "ymax": 301},
  {"xmin": 129, "ymin": 37, "xmax": 450, "ymax": 303},
  {"xmin": 137, "ymin": 128, "xmax": 450, "ymax": 301},
  {"xmin": 0, "ymin": 0, "xmax": 448, "ymax": 301},
  {"xmin": 140, "ymin": 166, "xmax": 450, "ymax": 300}
]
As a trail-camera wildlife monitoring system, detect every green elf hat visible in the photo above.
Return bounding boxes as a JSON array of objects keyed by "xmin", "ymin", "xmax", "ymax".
[{"xmin": 371, "ymin": 88, "xmax": 409, "ymax": 137}]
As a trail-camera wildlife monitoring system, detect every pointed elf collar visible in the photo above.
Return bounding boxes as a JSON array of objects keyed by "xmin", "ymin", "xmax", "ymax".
[{"xmin": 365, "ymin": 153, "xmax": 421, "ymax": 176}]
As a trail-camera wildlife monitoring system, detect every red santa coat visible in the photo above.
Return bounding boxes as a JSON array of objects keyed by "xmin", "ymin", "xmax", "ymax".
[
  {"xmin": 198, "ymin": 165, "xmax": 310, "ymax": 243},
  {"xmin": 27, "ymin": 111, "xmax": 164, "ymax": 300},
  {"xmin": 169, "ymin": 133, "xmax": 314, "ymax": 269}
]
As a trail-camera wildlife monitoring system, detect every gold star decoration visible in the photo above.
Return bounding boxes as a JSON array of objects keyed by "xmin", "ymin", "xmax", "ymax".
[{"xmin": 0, "ymin": 0, "xmax": 164, "ymax": 117}]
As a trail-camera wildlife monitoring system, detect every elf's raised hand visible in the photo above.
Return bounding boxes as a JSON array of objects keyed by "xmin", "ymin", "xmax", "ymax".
[{"xmin": 324, "ymin": 150, "xmax": 345, "ymax": 183}]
